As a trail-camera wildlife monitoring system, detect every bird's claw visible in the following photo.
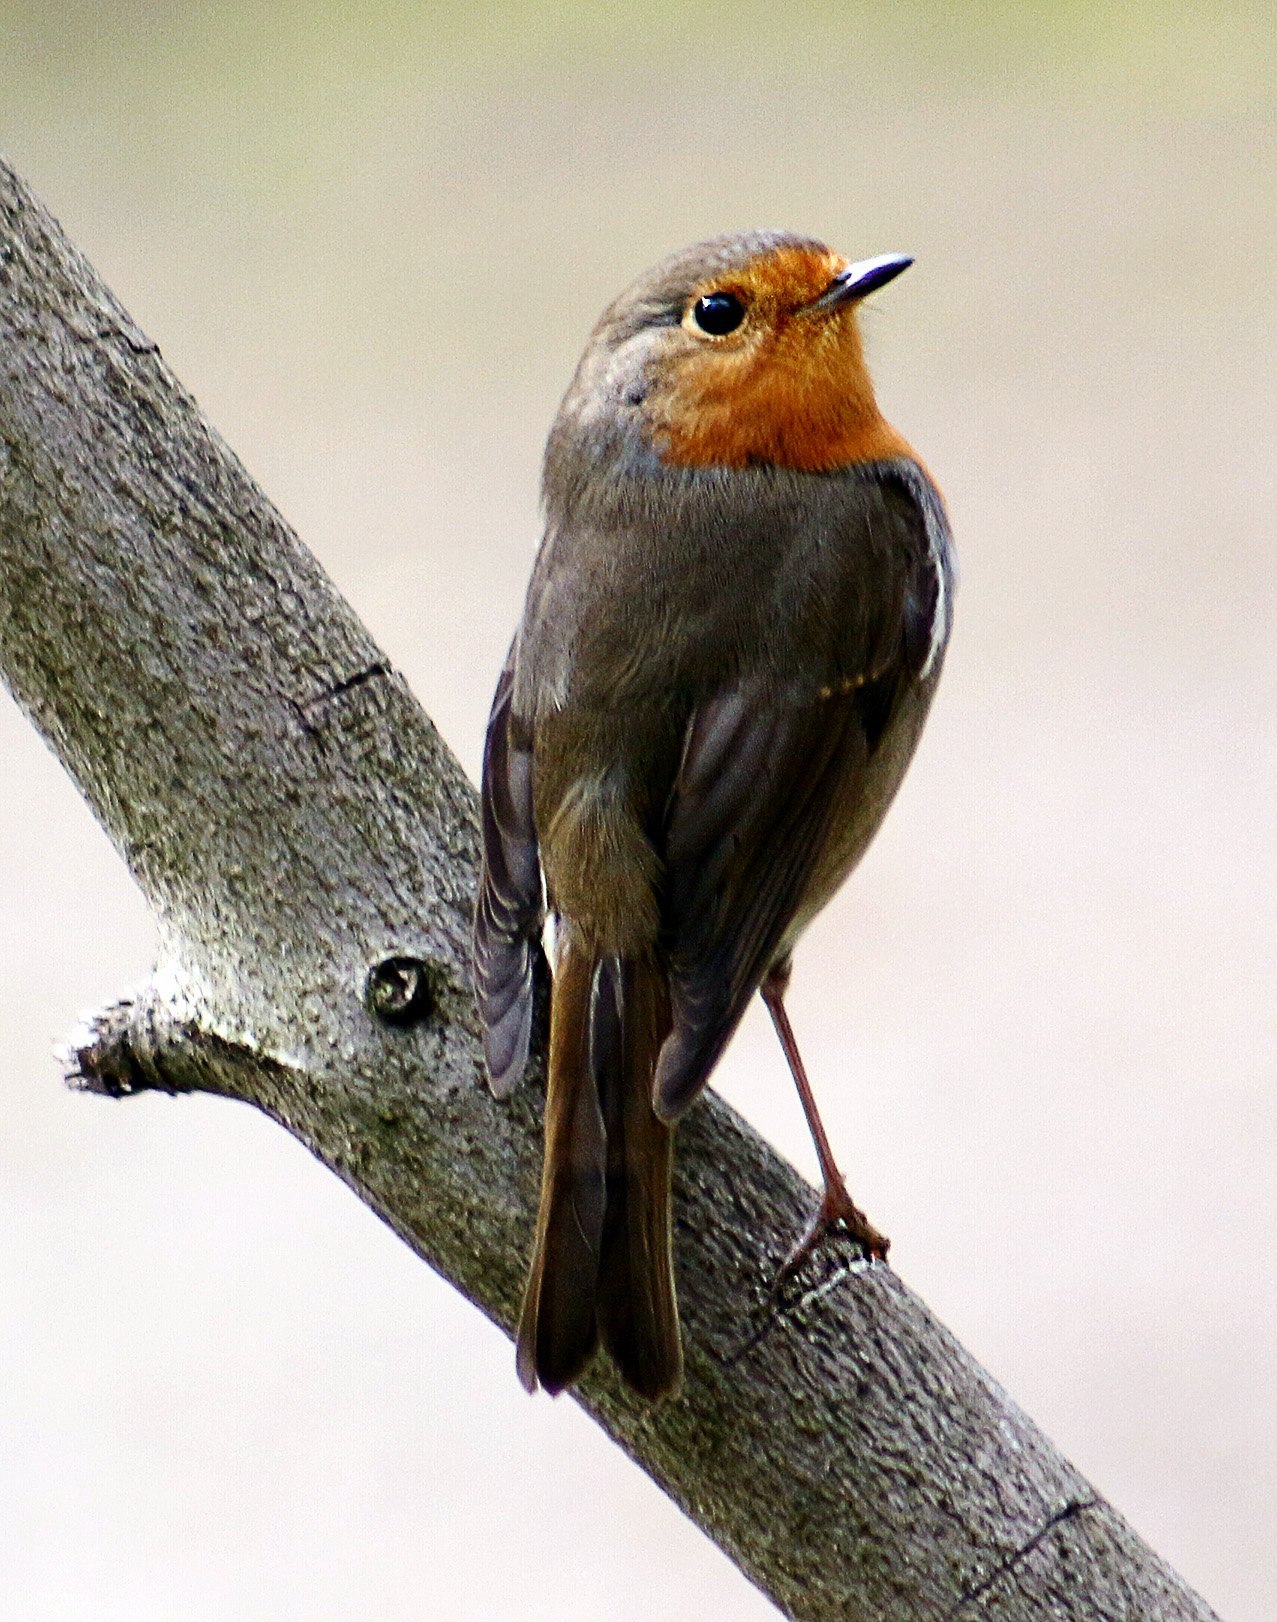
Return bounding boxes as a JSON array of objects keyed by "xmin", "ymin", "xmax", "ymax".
[{"xmin": 772, "ymin": 1180, "xmax": 890, "ymax": 1296}]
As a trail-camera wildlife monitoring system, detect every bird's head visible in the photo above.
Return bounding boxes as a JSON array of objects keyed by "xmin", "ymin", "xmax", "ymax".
[{"xmin": 552, "ymin": 231, "xmax": 914, "ymax": 479}]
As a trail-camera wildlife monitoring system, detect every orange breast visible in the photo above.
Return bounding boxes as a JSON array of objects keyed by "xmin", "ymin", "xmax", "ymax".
[
  {"xmin": 655, "ymin": 326, "xmax": 915, "ymax": 473},
  {"xmin": 655, "ymin": 370, "xmax": 915, "ymax": 472}
]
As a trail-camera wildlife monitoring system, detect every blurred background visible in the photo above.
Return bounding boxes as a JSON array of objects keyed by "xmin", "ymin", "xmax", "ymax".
[{"xmin": 2, "ymin": 2, "xmax": 1274, "ymax": 1616}]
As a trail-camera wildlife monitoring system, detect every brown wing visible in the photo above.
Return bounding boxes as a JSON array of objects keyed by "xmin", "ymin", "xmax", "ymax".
[
  {"xmin": 473, "ymin": 658, "xmax": 545, "ymax": 1096},
  {"xmin": 652, "ymin": 463, "xmax": 949, "ymax": 1121},
  {"xmin": 652, "ymin": 679, "xmax": 874, "ymax": 1120}
]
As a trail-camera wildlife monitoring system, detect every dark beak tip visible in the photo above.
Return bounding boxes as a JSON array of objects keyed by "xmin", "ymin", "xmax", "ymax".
[
  {"xmin": 843, "ymin": 252, "xmax": 914, "ymax": 300},
  {"xmin": 807, "ymin": 252, "xmax": 914, "ymax": 315}
]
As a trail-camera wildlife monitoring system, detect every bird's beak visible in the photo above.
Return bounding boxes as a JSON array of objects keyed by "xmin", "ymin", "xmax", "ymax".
[{"xmin": 805, "ymin": 253, "xmax": 914, "ymax": 315}]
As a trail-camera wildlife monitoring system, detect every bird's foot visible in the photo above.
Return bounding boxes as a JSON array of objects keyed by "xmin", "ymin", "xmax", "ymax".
[{"xmin": 773, "ymin": 1178, "xmax": 890, "ymax": 1294}]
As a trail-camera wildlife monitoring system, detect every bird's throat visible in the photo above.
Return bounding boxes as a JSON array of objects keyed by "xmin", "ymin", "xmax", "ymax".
[{"xmin": 650, "ymin": 347, "xmax": 914, "ymax": 474}]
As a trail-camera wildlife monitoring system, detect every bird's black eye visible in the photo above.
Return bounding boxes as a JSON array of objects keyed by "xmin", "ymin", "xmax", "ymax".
[{"xmin": 689, "ymin": 290, "xmax": 745, "ymax": 336}]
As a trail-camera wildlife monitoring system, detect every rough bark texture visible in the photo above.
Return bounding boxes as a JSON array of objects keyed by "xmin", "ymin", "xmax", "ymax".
[{"xmin": 0, "ymin": 157, "xmax": 1219, "ymax": 1621}]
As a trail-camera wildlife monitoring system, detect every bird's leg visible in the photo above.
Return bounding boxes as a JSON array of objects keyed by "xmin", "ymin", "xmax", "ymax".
[{"xmin": 760, "ymin": 964, "xmax": 890, "ymax": 1279}]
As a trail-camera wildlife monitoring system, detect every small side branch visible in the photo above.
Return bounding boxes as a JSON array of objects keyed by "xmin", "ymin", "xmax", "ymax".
[{"xmin": 64, "ymin": 992, "xmax": 298, "ymax": 1104}]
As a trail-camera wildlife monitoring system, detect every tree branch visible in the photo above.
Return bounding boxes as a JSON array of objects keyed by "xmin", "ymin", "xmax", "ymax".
[{"xmin": 0, "ymin": 157, "xmax": 1218, "ymax": 1621}]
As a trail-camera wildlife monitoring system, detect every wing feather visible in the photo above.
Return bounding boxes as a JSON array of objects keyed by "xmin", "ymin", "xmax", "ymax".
[
  {"xmin": 651, "ymin": 464, "xmax": 950, "ymax": 1120},
  {"xmin": 653, "ymin": 681, "xmax": 871, "ymax": 1119},
  {"xmin": 474, "ymin": 659, "xmax": 545, "ymax": 1096}
]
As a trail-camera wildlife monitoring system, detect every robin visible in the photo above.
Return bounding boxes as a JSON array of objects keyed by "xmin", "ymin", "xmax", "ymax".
[{"xmin": 474, "ymin": 231, "xmax": 954, "ymax": 1400}]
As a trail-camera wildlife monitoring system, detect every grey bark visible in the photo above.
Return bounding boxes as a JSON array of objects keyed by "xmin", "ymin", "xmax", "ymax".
[{"xmin": 0, "ymin": 156, "xmax": 1218, "ymax": 1622}]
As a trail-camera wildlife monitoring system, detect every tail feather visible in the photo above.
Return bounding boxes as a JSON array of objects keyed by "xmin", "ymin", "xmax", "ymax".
[
  {"xmin": 596, "ymin": 958, "xmax": 682, "ymax": 1400},
  {"xmin": 517, "ymin": 939, "xmax": 682, "ymax": 1399},
  {"xmin": 516, "ymin": 931, "xmax": 605, "ymax": 1394}
]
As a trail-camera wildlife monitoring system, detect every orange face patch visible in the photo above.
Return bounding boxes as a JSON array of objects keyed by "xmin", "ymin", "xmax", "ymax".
[{"xmin": 647, "ymin": 245, "xmax": 914, "ymax": 473}]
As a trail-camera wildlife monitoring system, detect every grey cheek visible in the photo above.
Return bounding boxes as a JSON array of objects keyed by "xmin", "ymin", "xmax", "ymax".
[
  {"xmin": 605, "ymin": 350, "xmax": 650, "ymax": 409},
  {"xmin": 612, "ymin": 328, "xmax": 674, "ymax": 410}
]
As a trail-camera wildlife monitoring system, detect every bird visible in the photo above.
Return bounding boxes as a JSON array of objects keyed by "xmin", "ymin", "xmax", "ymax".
[{"xmin": 473, "ymin": 230, "xmax": 954, "ymax": 1401}]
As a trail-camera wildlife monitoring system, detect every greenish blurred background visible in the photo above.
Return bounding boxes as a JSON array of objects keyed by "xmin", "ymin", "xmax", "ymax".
[{"xmin": 2, "ymin": 2, "xmax": 1275, "ymax": 1616}]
